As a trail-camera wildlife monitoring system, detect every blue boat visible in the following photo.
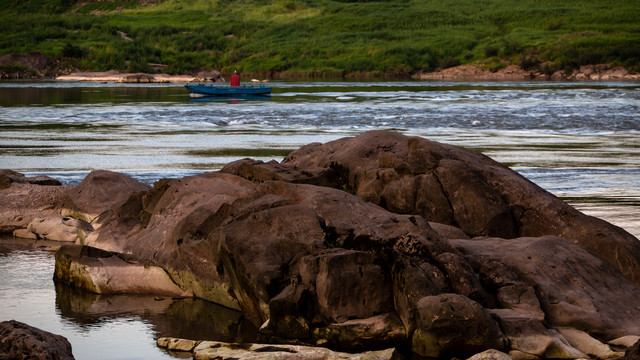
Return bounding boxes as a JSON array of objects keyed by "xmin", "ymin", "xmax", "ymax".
[
  {"xmin": 185, "ymin": 83, "xmax": 272, "ymax": 97},
  {"xmin": 185, "ymin": 73, "xmax": 271, "ymax": 97}
]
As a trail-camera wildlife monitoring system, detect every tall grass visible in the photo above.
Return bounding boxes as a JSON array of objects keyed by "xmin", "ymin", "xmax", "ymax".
[{"xmin": 1, "ymin": 0, "xmax": 638, "ymax": 77}]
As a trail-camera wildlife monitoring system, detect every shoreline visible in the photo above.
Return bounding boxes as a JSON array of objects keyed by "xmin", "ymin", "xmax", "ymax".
[
  {"xmin": 53, "ymin": 65, "xmax": 640, "ymax": 83},
  {"xmin": 55, "ymin": 70, "xmax": 222, "ymax": 83},
  {"xmin": 415, "ymin": 64, "xmax": 640, "ymax": 81}
]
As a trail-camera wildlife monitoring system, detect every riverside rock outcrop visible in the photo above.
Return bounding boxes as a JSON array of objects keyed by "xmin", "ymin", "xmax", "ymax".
[{"xmin": 3, "ymin": 130, "xmax": 640, "ymax": 359}]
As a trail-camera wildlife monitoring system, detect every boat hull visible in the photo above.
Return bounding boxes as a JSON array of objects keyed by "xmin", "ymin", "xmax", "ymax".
[{"xmin": 185, "ymin": 84, "xmax": 271, "ymax": 96}]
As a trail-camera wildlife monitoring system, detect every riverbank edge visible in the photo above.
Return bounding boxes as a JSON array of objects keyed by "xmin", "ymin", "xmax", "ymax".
[
  {"xmin": 2, "ymin": 51, "xmax": 639, "ymax": 82},
  {"xmin": 53, "ymin": 64, "xmax": 640, "ymax": 83}
]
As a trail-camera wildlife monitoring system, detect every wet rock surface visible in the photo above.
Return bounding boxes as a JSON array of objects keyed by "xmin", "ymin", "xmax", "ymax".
[{"xmin": 2, "ymin": 130, "xmax": 640, "ymax": 359}]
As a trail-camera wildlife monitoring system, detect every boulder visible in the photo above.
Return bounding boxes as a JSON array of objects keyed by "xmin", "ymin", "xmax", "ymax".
[
  {"xmin": 452, "ymin": 236, "xmax": 640, "ymax": 339},
  {"xmin": 0, "ymin": 320, "xmax": 74, "ymax": 360},
  {"xmin": 79, "ymin": 170, "xmax": 482, "ymax": 352},
  {"xmin": 0, "ymin": 173, "xmax": 70, "ymax": 234},
  {"xmin": 88, "ymin": 172, "xmax": 459, "ymax": 325},
  {"xmin": 61, "ymin": 170, "xmax": 150, "ymax": 225},
  {"xmin": 0, "ymin": 170, "xmax": 61, "ymax": 186},
  {"xmin": 281, "ymin": 130, "xmax": 640, "ymax": 287}
]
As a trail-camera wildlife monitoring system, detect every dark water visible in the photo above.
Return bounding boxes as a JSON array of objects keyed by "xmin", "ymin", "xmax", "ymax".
[
  {"xmin": 0, "ymin": 80, "xmax": 638, "ymax": 359},
  {"xmin": 0, "ymin": 237, "xmax": 257, "ymax": 360}
]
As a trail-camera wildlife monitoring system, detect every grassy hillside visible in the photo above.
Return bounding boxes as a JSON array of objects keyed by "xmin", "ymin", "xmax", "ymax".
[{"xmin": 1, "ymin": 0, "xmax": 639, "ymax": 78}]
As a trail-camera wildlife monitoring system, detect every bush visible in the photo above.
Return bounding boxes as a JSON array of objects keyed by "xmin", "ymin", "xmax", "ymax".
[{"xmin": 62, "ymin": 43, "xmax": 84, "ymax": 58}]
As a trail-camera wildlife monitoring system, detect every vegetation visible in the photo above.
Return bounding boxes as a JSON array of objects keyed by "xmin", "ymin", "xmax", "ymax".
[{"xmin": 1, "ymin": 0, "xmax": 638, "ymax": 78}]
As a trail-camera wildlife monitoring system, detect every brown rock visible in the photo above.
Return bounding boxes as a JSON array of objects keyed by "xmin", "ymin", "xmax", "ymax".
[
  {"xmin": 452, "ymin": 236, "xmax": 640, "ymax": 339},
  {"xmin": 61, "ymin": 170, "xmax": 150, "ymax": 224},
  {"xmin": 0, "ymin": 320, "xmax": 74, "ymax": 360},
  {"xmin": 0, "ymin": 178, "xmax": 70, "ymax": 234},
  {"xmin": 0, "ymin": 170, "xmax": 61, "ymax": 186},
  {"xmin": 282, "ymin": 130, "xmax": 640, "ymax": 287}
]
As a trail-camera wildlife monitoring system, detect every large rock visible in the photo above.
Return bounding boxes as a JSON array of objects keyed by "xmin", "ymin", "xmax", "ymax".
[
  {"xmin": 80, "ymin": 171, "xmax": 482, "ymax": 351},
  {"xmin": 281, "ymin": 130, "xmax": 640, "ymax": 286},
  {"xmin": 0, "ymin": 320, "xmax": 74, "ymax": 360},
  {"xmin": 0, "ymin": 170, "xmax": 61, "ymax": 186},
  {"xmin": 61, "ymin": 170, "xmax": 150, "ymax": 225},
  {"xmin": 452, "ymin": 236, "xmax": 640, "ymax": 339},
  {"xmin": 0, "ymin": 172, "xmax": 70, "ymax": 234}
]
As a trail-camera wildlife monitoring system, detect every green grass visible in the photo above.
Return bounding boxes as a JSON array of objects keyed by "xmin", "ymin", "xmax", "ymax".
[{"xmin": 1, "ymin": 0, "xmax": 639, "ymax": 77}]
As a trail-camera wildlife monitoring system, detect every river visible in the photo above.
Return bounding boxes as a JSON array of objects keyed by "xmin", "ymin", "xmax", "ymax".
[{"xmin": 0, "ymin": 80, "xmax": 638, "ymax": 359}]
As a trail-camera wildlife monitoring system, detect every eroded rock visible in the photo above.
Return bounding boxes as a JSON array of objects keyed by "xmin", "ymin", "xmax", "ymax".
[
  {"xmin": 54, "ymin": 245, "xmax": 192, "ymax": 297},
  {"xmin": 452, "ymin": 236, "xmax": 640, "ymax": 339},
  {"xmin": 25, "ymin": 216, "xmax": 93, "ymax": 242}
]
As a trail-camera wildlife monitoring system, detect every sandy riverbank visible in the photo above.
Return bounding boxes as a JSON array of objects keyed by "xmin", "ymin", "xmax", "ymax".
[{"xmin": 55, "ymin": 70, "xmax": 223, "ymax": 83}]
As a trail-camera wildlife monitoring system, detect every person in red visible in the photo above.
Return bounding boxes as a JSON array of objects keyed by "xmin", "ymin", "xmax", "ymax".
[{"xmin": 230, "ymin": 70, "xmax": 240, "ymax": 86}]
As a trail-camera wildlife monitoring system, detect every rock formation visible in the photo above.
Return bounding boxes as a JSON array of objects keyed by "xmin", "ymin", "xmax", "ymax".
[
  {"xmin": 0, "ymin": 320, "xmax": 75, "ymax": 360},
  {"xmin": 157, "ymin": 337, "xmax": 400, "ymax": 360},
  {"xmin": 2, "ymin": 130, "xmax": 640, "ymax": 359}
]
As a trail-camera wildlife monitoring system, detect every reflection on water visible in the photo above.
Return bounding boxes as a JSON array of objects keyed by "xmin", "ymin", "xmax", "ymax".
[
  {"xmin": 55, "ymin": 282, "xmax": 257, "ymax": 343},
  {"xmin": 0, "ymin": 236, "xmax": 257, "ymax": 360}
]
